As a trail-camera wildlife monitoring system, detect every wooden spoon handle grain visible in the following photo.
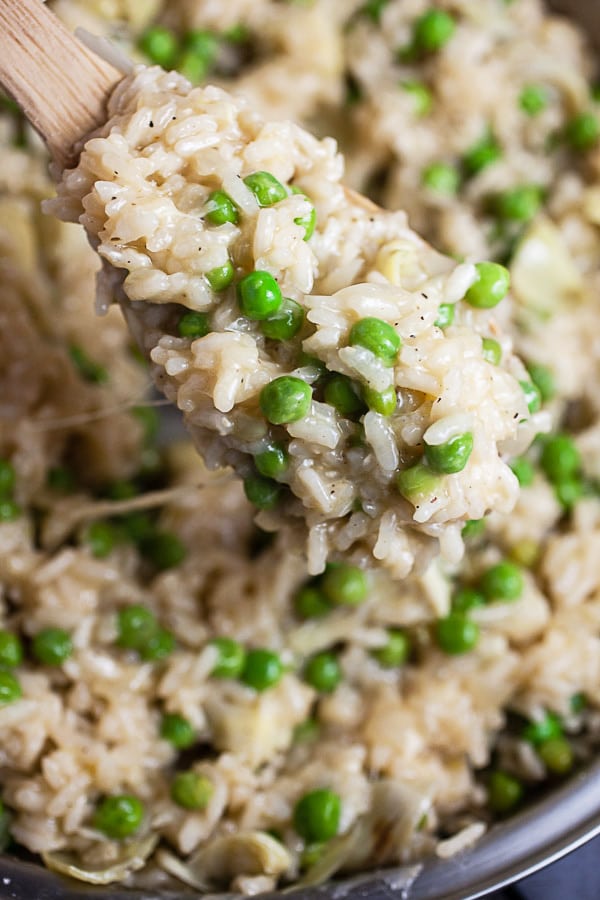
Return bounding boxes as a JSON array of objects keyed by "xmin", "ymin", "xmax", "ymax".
[{"xmin": 0, "ymin": 0, "xmax": 122, "ymax": 168}]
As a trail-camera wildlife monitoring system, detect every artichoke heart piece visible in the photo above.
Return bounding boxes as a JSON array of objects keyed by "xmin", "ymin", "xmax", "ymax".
[
  {"xmin": 511, "ymin": 217, "xmax": 584, "ymax": 320},
  {"xmin": 42, "ymin": 833, "xmax": 159, "ymax": 886},
  {"xmin": 157, "ymin": 831, "xmax": 292, "ymax": 890}
]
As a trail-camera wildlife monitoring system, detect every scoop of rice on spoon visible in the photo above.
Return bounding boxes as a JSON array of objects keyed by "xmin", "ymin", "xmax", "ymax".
[{"xmin": 0, "ymin": 0, "xmax": 549, "ymax": 576}]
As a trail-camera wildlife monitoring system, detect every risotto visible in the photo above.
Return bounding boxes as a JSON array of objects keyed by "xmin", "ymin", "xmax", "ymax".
[
  {"xmin": 0, "ymin": 0, "xmax": 599, "ymax": 893},
  {"xmin": 49, "ymin": 67, "xmax": 542, "ymax": 578}
]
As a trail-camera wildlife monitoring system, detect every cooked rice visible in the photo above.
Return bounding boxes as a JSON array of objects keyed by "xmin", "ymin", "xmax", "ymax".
[
  {"xmin": 0, "ymin": 0, "xmax": 599, "ymax": 892},
  {"xmin": 50, "ymin": 67, "xmax": 540, "ymax": 577}
]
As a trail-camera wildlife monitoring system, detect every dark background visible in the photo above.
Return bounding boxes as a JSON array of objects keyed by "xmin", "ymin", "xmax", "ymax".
[{"xmin": 493, "ymin": 833, "xmax": 600, "ymax": 900}]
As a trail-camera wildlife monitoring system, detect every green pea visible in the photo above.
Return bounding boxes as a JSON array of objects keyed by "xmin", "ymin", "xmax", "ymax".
[
  {"xmin": 520, "ymin": 380, "xmax": 541, "ymax": 413},
  {"xmin": 349, "ymin": 317, "xmax": 401, "ymax": 366},
  {"xmin": 290, "ymin": 187, "xmax": 317, "ymax": 240},
  {"xmin": 241, "ymin": 648, "xmax": 284, "ymax": 691},
  {"xmin": 487, "ymin": 771, "xmax": 523, "ymax": 814},
  {"xmin": 396, "ymin": 462, "xmax": 439, "ymax": 501},
  {"xmin": 32, "ymin": 628, "xmax": 73, "ymax": 666},
  {"xmin": 537, "ymin": 736, "xmax": 574, "ymax": 775},
  {"xmin": 371, "ymin": 628, "xmax": 411, "ymax": 667},
  {"xmin": 526, "ymin": 363, "xmax": 555, "ymax": 404},
  {"xmin": 522, "ymin": 711, "xmax": 563, "ymax": 746},
  {"xmin": 462, "ymin": 518, "xmax": 485, "ymax": 539},
  {"xmin": 260, "ymin": 376, "xmax": 312, "ymax": 424},
  {"xmin": 424, "ymin": 432, "xmax": 473, "ymax": 475},
  {"xmin": 510, "ymin": 457, "xmax": 535, "ymax": 487},
  {"xmin": 140, "ymin": 531, "xmax": 186, "ymax": 571},
  {"xmin": 0, "ymin": 500, "xmax": 21, "ymax": 522},
  {"xmin": 482, "ymin": 337, "xmax": 502, "ymax": 365},
  {"xmin": 205, "ymin": 260, "xmax": 234, "ymax": 292},
  {"xmin": 120, "ymin": 512, "xmax": 155, "ymax": 543},
  {"xmin": 565, "ymin": 112, "xmax": 600, "ymax": 151},
  {"xmin": 255, "ymin": 441, "xmax": 289, "ymax": 479},
  {"xmin": 363, "ymin": 384, "xmax": 398, "ymax": 417},
  {"xmin": 68, "ymin": 344, "xmax": 108, "ymax": 384},
  {"xmin": 451, "ymin": 587, "xmax": 486, "ymax": 613},
  {"xmin": 47, "ymin": 466, "xmax": 75, "ymax": 493},
  {"xmin": 479, "ymin": 561, "xmax": 523, "ymax": 602},
  {"xmin": 493, "ymin": 185, "xmax": 543, "ymax": 222},
  {"xmin": 205, "ymin": 190, "xmax": 239, "ymax": 226},
  {"xmin": 519, "ymin": 84, "xmax": 548, "ymax": 117},
  {"xmin": 304, "ymin": 652, "xmax": 342, "ymax": 693},
  {"xmin": 139, "ymin": 627, "xmax": 175, "ymax": 661},
  {"xmin": 554, "ymin": 477, "xmax": 584, "ymax": 510},
  {"xmin": 294, "ymin": 585, "xmax": 331, "ymax": 619},
  {"xmin": 0, "ymin": 460, "xmax": 16, "ymax": 497},
  {"xmin": 106, "ymin": 480, "xmax": 137, "ymax": 502},
  {"xmin": 0, "ymin": 631, "xmax": 23, "ymax": 668},
  {"xmin": 261, "ymin": 298, "xmax": 304, "ymax": 340},
  {"xmin": 510, "ymin": 538, "xmax": 540, "ymax": 569},
  {"xmin": 223, "ymin": 23, "xmax": 250, "ymax": 43},
  {"xmin": 179, "ymin": 50, "xmax": 210, "ymax": 82},
  {"xmin": 324, "ymin": 375, "xmax": 366, "ymax": 419},
  {"xmin": 0, "ymin": 670, "xmax": 21, "ymax": 705},
  {"xmin": 435, "ymin": 303, "xmax": 455, "ymax": 329},
  {"xmin": 435, "ymin": 613, "xmax": 479, "ymax": 654},
  {"xmin": 540, "ymin": 434, "xmax": 580, "ymax": 483},
  {"xmin": 243, "ymin": 473, "xmax": 281, "ymax": 510},
  {"xmin": 117, "ymin": 605, "xmax": 157, "ymax": 650},
  {"xmin": 401, "ymin": 80, "xmax": 433, "ymax": 116},
  {"xmin": 361, "ymin": 0, "xmax": 388, "ymax": 22},
  {"xmin": 321, "ymin": 563, "xmax": 368, "ymax": 606},
  {"xmin": 422, "ymin": 162, "xmax": 460, "ymax": 194},
  {"xmin": 160, "ymin": 713, "xmax": 196, "ymax": 749},
  {"xmin": 209, "ymin": 637, "xmax": 246, "ymax": 679},
  {"xmin": 362, "ymin": 385, "xmax": 397, "ymax": 416},
  {"xmin": 465, "ymin": 262, "xmax": 510, "ymax": 309},
  {"xmin": 184, "ymin": 29, "xmax": 219, "ymax": 56},
  {"xmin": 132, "ymin": 406, "xmax": 160, "ymax": 444},
  {"xmin": 138, "ymin": 25, "xmax": 179, "ymax": 68},
  {"xmin": 463, "ymin": 132, "xmax": 501, "ymax": 176},
  {"xmin": 93, "ymin": 795, "xmax": 144, "ymax": 839},
  {"xmin": 238, "ymin": 271, "xmax": 283, "ymax": 320},
  {"xmin": 244, "ymin": 171, "xmax": 287, "ymax": 207},
  {"xmin": 413, "ymin": 9, "xmax": 456, "ymax": 53},
  {"xmin": 293, "ymin": 718, "xmax": 320, "ymax": 744},
  {"xmin": 178, "ymin": 311, "xmax": 211, "ymax": 339},
  {"xmin": 171, "ymin": 771, "xmax": 213, "ymax": 810},
  {"xmin": 85, "ymin": 521, "xmax": 117, "ymax": 559},
  {"xmin": 570, "ymin": 692, "xmax": 586, "ymax": 714},
  {"xmin": 293, "ymin": 789, "xmax": 341, "ymax": 842}
]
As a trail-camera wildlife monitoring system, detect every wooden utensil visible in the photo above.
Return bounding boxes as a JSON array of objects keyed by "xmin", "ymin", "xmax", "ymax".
[
  {"xmin": 0, "ymin": 0, "xmax": 382, "ymax": 216},
  {"xmin": 0, "ymin": 0, "xmax": 122, "ymax": 169}
]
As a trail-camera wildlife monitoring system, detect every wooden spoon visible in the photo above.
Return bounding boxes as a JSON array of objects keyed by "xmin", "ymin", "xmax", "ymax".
[
  {"xmin": 0, "ymin": 0, "xmax": 381, "ymax": 214},
  {"xmin": 0, "ymin": 0, "xmax": 384, "ymax": 364},
  {"xmin": 0, "ymin": 0, "xmax": 122, "ymax": 169}
]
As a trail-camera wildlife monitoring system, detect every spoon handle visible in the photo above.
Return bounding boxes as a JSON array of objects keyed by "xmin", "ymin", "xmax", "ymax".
[{"xmin": 0, "ymin": 0, "xmax": 121, "ymax": 169}]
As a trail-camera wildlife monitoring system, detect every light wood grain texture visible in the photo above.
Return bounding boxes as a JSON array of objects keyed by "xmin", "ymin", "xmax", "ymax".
[{"xmin": 0, "ymin": 0, "xmax": 122, "ymax": 168}]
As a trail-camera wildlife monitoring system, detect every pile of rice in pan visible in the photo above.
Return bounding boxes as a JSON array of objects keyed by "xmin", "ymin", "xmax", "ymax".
[{"xmin": 1, "ymin": 0, "xmax": 600, "ymax": 891}]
